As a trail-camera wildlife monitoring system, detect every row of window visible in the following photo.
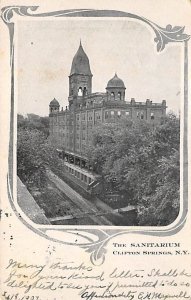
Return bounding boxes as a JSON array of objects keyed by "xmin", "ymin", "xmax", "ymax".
[
  {"xmin": 65, "ymin": 164, "xmax": 93, "ymax": 184},
  {"xmin": 76, "ymin": 110, "xmax": 130, "ymax": 121},
  {"xmin": 70, "ymin": 87, "xmax": 88, "ymax": 96},
  {"xmin": 105, "ymin": 110, "xmax": 130, "ymax": 119},
  {"xmin": 136, "ymin": 112, "xmax": 155, "ymax": 120},
  {"xmin": 78, "ymin": 87, "xmax": 88, "ymax": 96},
  {"xmin": 55, "ymin": 111, "xmax": 155, "ymax": 130},
  {"xmin": 109, "ymin": 92, "xmax": 122, "ymax": 100}
]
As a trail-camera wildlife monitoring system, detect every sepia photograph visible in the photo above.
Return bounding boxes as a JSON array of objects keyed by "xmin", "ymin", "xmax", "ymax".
[{"xmin": 17, "ymin": 18, "xmax": 181, "ymax": 226}]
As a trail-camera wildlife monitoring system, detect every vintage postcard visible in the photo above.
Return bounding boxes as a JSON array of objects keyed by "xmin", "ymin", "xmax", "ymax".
[{"xmin": 0, "ymin": 0, "xmax": 191, "ymax": 299}]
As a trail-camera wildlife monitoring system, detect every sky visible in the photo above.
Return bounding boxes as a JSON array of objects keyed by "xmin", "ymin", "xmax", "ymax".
[{"xmin": 17, "ymin": 19, "xmax": 182, "ymax": 116}]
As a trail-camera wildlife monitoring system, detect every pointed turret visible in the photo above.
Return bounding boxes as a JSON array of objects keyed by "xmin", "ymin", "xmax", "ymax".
[
  {"xmin": 69, "ymin": 42, "xmax": 93, "ymax": 102},
  {"xmin": 70, "ymin": 42, "xmax": 92, "ymax": 76}
]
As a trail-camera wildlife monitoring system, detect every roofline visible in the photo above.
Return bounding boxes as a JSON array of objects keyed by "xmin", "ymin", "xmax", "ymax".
[
  {"xmin": 69, "ymin": 73, "xmax": 93, "ymax": 77},
  {"xmin": 106, "ymin": 86, "xmax": 126, "ymax": 89}
]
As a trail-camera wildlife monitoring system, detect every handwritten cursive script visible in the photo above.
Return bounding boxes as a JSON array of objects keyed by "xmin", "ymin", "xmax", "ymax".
[{"xmin": 2, "ymin": 259, "xmax": 191, "ymax": 300}]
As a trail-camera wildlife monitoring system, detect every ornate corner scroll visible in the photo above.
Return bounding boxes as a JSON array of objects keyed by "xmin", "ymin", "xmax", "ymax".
[
  {"xmin": 2, "ymin": 6, "xmax": 190, "ymax": 265},
  {"xmin": 1, "ymin": 6, "xmax": 190, "ymax": 55}
]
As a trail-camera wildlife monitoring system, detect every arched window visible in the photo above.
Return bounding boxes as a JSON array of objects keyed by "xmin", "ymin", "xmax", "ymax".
[
  {"xmin": 151, "ymin": 113, "xmax": 155, "ymax": 120},
  {"xmin": 118, "ymin": 92, "xmax": 121, "ymax": 100},
  {"xmin": 111, "ymin": 92, "xmax": 115, "ymax": 100},
  {"xmin": 83, "ymin": 87, "xmax": 87, "ymax": 96},
  {"xmin": 117, "ymin": 111, "xmax": 121, "ymax": 117},
  {"xmin": 78, "ymin": 87, "xmax": 83, "ymax": 96}
]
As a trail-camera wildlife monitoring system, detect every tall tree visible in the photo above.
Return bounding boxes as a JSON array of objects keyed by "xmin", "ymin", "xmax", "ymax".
[
  {"xmin": 17, "ymin": 127, "xmax": 62, "ymax": 189},
  {"xmin": 86, "ymin": 113, "xmax": 180, "ymax": 225}
]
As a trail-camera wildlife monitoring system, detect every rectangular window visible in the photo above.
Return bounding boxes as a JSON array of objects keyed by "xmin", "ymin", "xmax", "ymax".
[
  {"xmin": 105, "ymin": 111, "xmax": 109, "ymax": 119},
  {"xmin": 151, "ymin": 113, "xmax": 155, "ymax": 120},
  {"xmin": 126, "ymin": 111, "xmax": 130, "ymax": 116},
  {"xmin": 95, "ymin": 112, "xmax": 101, "ymax": 120},
  {"xmin": 111, "ymin": 111, "xmax": 115, "ymax": 116},
  {"xmin": 118, "ymin": 111, "xmax": 121, "ymax": 117}
]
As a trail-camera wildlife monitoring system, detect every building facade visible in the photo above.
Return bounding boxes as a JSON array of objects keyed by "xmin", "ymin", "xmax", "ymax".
[{"xmin": 49, "ymin": 42, "xmax": 167, "ymax": 189}]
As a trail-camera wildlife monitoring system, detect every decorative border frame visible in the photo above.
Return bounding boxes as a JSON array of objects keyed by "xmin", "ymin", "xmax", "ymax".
[{"xmin": 1, "ymin": 6, "xmax": 190, "ymax": 265}]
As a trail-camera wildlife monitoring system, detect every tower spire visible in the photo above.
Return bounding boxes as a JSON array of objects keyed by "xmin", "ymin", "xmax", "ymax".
[
  {"xmin": 69, "ymin": 43, "xmax": 93, "ymax": 101},
  {"xmin": 70, "ymin": 42, "xmax": 92, "ymax": 76}
]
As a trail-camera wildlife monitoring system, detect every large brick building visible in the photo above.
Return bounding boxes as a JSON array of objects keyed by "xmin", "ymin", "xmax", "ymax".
[{"xmin": 49, "ymin": 42, "xmax": 167, "ymax": 189}]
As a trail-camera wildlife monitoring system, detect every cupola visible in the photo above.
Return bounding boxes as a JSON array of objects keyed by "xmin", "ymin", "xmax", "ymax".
[
  {"xmin": 106, "ymin": 73, "xmax": 126, "ymax": 101},
  {"xmin": 49, "ymin": 98, "xmax": 60, "ymax": 114}
]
